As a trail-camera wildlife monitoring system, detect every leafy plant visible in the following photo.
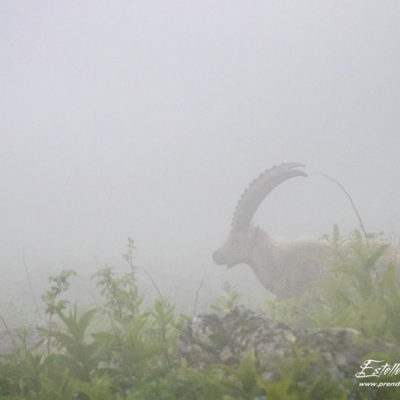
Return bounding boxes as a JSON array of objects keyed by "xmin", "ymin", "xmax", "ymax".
[
  {"xmin": 41, "ymin": 269, "xmax": 77, "ymax": 354},
  {"xmin": 2, "ymin": 230, "xmax": 400, "ymax": 399},
  {"xmin": 50, "ymin": 306, "xmax": 100, "ymax": 381},
  {"xmin": 211, "ymin": 282, "xmax": 241, "ymax": 312},
  {"xmin": 92, "ymin": 239, "xmax": 142, "ymax": 323}
]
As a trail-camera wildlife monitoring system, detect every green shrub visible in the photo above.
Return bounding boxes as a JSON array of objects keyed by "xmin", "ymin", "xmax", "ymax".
[{"xmin": 1, "ymin": 231, "xmax": 400, "ymax": 399}]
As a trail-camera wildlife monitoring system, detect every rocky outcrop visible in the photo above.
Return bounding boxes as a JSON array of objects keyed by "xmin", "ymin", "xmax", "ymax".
[{"xmin": 178, "ymin": 306, "xmax": 398, "ymax": 381}]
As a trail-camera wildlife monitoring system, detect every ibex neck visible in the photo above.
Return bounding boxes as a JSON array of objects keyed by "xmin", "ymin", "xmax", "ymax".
[{"xmin": 247, "ymin": 228, "xmax": 280, "ymax": 291}]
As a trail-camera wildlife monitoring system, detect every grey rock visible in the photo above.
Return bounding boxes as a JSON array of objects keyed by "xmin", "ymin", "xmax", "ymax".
[{"xmin": 178, "ymin": 306, "xmax": 399, "ymax": 381}]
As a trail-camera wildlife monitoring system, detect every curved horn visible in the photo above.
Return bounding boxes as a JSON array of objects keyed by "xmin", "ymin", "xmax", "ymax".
[{"xmin": 231, "ymin": 163, "xmax": 307, "ymax": 232}]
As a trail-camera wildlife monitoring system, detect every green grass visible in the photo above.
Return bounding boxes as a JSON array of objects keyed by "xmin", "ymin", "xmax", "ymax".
[{"xmin": 0, "ymin": 230, "xmax": 399, "ymax": 400}]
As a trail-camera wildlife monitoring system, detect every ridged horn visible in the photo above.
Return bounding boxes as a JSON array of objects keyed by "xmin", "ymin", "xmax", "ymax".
[{"xmin": 231, "ymin": 163, "xmax": 307, "ymax": 232}]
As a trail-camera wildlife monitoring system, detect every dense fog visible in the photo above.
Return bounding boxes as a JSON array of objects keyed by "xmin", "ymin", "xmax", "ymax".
[{"xmin": 1, "ymin": 1, "xmax": 399, "ymax": 316}]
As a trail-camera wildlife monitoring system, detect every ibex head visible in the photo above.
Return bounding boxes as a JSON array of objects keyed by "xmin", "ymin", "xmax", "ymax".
[
  {"xmin": 212, "ymin": 228, "xmax": 259, "ymax": 267},
  {"xmin": 212, "ymin": 163, "xmax": 307, "ymax": 270}
]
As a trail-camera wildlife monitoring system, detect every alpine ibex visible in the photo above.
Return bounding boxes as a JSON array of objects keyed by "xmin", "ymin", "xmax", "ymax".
[{"xmin": 213, "ymin": 163, "xmax": 331, "ymax": 298}]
